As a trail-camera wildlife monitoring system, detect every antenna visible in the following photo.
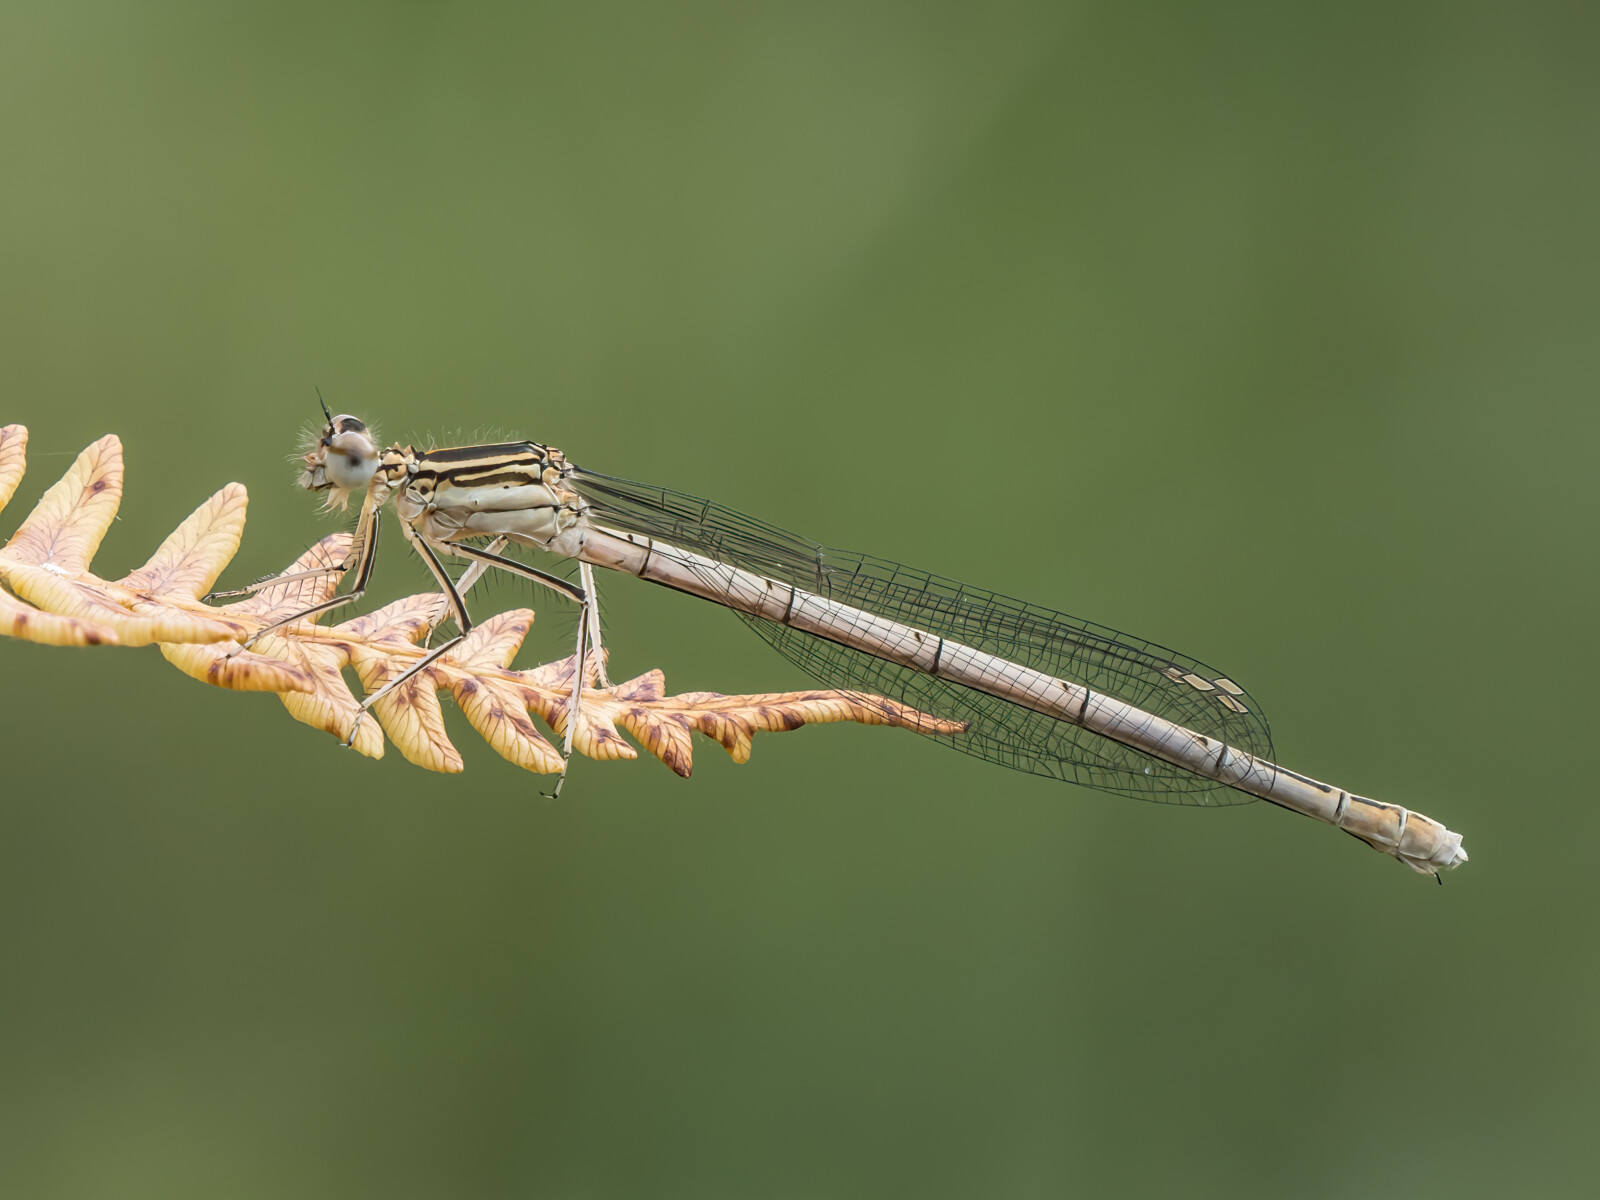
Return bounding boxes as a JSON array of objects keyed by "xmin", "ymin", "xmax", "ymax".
[{"xmin": 316, "ymin": 386, "xmax": 332, "ymax": 423}]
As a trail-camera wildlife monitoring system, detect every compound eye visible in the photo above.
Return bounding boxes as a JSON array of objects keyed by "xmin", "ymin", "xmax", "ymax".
[
  {"xmin": 325, "ymin": 454, "xmax": 376, "ymax": 490},
  {"xmin": 324, "ymin": 429, "xmax": 378, "ymax": 489}
]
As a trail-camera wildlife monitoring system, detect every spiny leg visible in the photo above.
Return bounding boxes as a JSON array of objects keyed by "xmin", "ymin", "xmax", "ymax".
[
  {"xmin": 342, "ymin": 523, "xmax": 472, "ymax": 747},
  {"xmin": 423, "ymin": 536, "xmax": 506, "ymax": 648},
  {"xmin": 237, "ymin": 501, "xmax": 382, "ymax": 651},
  {"xmin": 426, "ymin": 535, "xmax": 587, "ymax": 649},
  {"xmin": 208, "ymin": 487, "xmax": 382, "ymax": 605},
  {"xmin": 434, "ymin": 539, "xmax": 586, "ymax": 605},
  {"xmin": 354, "ymin": 532, "xmax": 599, "ymax": 777},
  {"xmin": 204, "ymin": 563, "xmax": 346, "ymax": 601},
  {"xmin": 578, "ymin": 560, "xmax": 610, "ymax": 687},
  {"xmin": 546, "ymin": 586, "xmax": 592, "ymax": 801},
  {"xmin": 451, "ymin": 536, "xmax": 508, "ymax": 598},
  {"xmin": 424, "ymin": 537, "xmax": 593, "ymax": 796}
]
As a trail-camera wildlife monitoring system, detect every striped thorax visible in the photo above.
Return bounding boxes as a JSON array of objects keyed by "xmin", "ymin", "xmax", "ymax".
[
  {"xmin": 300, "ymin": 416, "xmax": 590, "ymax": 555},
  {"xmin": 395, "ymin": 441, "xmax": 589, "ymax": 556}
]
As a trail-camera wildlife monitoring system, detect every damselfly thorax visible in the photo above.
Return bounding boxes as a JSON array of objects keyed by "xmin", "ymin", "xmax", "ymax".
[{"xmin": 384, "ymin": 440, "xmax": 592, "ymax": 559}]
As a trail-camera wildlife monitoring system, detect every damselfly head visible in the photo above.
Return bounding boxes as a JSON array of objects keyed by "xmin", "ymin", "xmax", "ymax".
[{"xmin": 298, "ymin": 410, "xmax": 380, "ymax": 511}]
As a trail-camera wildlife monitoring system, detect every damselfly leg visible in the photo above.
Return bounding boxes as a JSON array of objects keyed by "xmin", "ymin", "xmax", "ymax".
[
  {"xmin": 450, "ymin": 536, "xmax": 508, "ymax": 599},
  {"xmin": 229, "ymin": 492, "xmax": 383, "ymax": 651},
  {"xmin": 341, "ymin": 521, "xmax": 477, "ymax": 747},
  {"xmin": 545, "ymin": 584, "xmax": 592, "ymax": 800},
  {"xmin": 337, "ymin": 531, "xmax": 596, "ymax": 797},
  {"xmin": 578, "ymin": 560, "xmax": 610, "ymax": 688},
  {"xmin": 431, "ymin": 539, "xmax": 586, "ymax": 607},
  {"xmin": 428, "ymin": 539, "xmax": 599, "ymax": 795},
  {"xmin": 204, "ymin": 563, "xmax": 346, "ymax": 600}
]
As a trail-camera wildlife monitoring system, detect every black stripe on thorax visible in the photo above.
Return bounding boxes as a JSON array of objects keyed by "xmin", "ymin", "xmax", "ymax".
[
  {"xmin": 413, "ymin": 443, "xmax": 550, "ymax": 486},
  {"xmin": 419, "ymin": 441, "xmax": 548, "ymax": 467},
  {"xmin": 440, "ymin": 467, "xmax": 548, "ymax": 490}
]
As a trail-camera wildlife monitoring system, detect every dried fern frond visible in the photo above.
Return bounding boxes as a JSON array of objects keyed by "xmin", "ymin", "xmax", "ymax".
[{"xmin": 0, "ymin": 424, "xmax": 966, "ymax": 777}]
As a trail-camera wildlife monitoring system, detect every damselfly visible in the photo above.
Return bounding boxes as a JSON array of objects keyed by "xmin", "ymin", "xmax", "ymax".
[{"xmin": 210, "ymin": 399, "xmax": 1467, "ymax": 877}]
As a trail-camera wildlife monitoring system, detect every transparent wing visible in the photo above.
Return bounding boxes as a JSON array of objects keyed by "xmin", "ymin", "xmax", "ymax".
[{"xmin": 570, "ymin": 469, "xmax": 1272, "ymax": 804}]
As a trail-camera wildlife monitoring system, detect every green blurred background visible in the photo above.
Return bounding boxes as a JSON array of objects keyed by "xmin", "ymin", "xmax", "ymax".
[{"xmin": 1, "ymin": 2, "xmax": 1595, "ymax": 1196}]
